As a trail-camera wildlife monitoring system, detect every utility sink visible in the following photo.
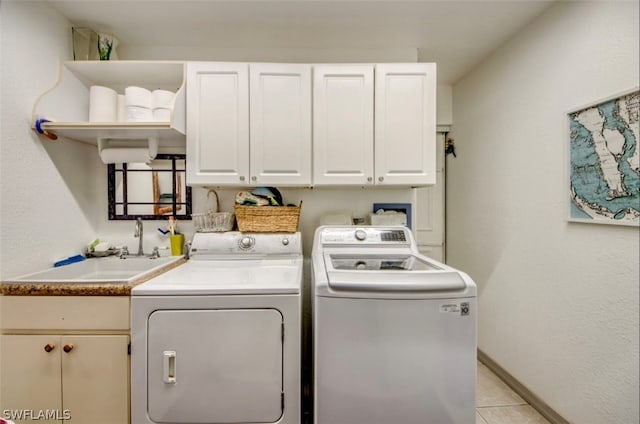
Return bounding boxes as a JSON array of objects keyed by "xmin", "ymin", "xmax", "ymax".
[{"xmin": 4, "ymin": 255, "xmax": 183, "ymax": 284}]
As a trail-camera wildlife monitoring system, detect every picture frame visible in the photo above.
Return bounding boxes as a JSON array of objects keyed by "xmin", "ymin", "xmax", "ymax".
[{"xmin": 567, "ymin": 87, "xmax": 639, "ymax": 226}]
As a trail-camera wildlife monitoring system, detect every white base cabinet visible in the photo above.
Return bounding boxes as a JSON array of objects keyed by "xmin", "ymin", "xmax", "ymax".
[{"xmin": 0, "ymin": 296, "xmax": 130, "ymax": 424}]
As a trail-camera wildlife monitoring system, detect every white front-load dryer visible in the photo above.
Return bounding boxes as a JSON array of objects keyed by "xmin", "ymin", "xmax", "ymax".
[{"xmin": 131, "ymin": 232, "xmax": 302, "ymax": 424}]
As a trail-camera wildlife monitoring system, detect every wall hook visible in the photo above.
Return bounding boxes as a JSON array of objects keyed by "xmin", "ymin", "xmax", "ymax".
[
  {"xmin": 34, "ymin": 118, "xmax": 58, "ymax": 141},
  {"xmin": 445, "ymin": 137, "xmax": 456, "ymax": 157}
]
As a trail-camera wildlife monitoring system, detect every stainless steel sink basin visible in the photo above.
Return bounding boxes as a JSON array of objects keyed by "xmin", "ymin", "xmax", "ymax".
[{"xmin": 4, "ymin": 255, "xmax": 183, "ymax": 284}]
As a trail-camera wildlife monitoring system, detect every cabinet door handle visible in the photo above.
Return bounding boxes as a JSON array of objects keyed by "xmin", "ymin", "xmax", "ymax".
[
  {"xmin": 239, "ymin": 176, "xmax": 245, "ymax": 182},
  {"xmin": 44, "ymin": 343, "xmax": 56, "ymax": 353},
  {"xmin": 378, "ymin": 176, "xmax": 384, "ymax": 182},
  {"xmin": 251, "ymin": 176, "xmax": 257, "ymax": 181},
  {"xmin": 367, "ymin": 176, "xmax": 373, "ymax": 182},
  {"xmin": 63, "ymin": 343, "xmax": 74, "ymax": 353},
  {"xmin": 163, "ymin": 351, "xmax": 177, "ymax": 384}
]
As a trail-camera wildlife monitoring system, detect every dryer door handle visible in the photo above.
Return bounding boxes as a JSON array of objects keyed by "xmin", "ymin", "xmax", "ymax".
[{"xmin": 163, "ymin": 350, "xmax": 177, "ymax": 384}]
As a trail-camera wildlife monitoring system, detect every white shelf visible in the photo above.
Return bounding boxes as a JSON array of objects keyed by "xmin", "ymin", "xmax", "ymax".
[
  {"xmin": 64, "ymin": 61, "xmax": 185, "ymax": 92},
  {"xmin": 38, "ymin": 122, "xmax": 185, "ymax": 147},
  {"xmin": 33, "ymin": 61, "xmax": 186, "ymax": 148}
]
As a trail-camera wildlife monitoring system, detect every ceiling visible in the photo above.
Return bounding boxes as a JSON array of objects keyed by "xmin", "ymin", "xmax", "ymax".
[{"xmin": 46, "ymin": 0, "xmax": 556, "ymax": 84}]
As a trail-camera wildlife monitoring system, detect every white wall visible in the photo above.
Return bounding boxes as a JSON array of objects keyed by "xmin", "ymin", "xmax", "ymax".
[
  {"xmin": 119, "ymin": 45, "xmax": 419, "ymax": 63},
  {"xmin": 189, "ymin": 187, "xmax": 415, "ymax": 256},
  {"xmin": 448, "ymin": 2, "xmax": 639, "ymax": 423},
  {"xmin": 0, "ymin": 1, "xmax": 101, "ymax": 278}
]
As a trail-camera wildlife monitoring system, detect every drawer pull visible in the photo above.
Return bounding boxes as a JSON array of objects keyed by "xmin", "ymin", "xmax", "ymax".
[
  {"xmin": 44, "ymin": 343, "xmax": 55, "ymax": 353},
  {"xmin": 63, "ymin": 343, "xmax": 74, "ymax": 353}
]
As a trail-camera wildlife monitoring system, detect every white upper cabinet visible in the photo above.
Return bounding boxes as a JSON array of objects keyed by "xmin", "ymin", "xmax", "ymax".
[
  {"xmin": 185, "ymin": 61, "xmax": 436, "ymax": 187},
  {"xmin": 313, "ymin": 65, "xmax": 374, "ymax": 185},
  {"xmin": 186, "ymin": 62, "xmax": 311, "ymax": 186},
  {"xmin": 186, "ymin": 62, "xmax": 250, "ymax": 185},
  {"xmin": 375, "ymin": 63, "xmax": 437, "ymax": 186},
  {"xmin": 250, "ymin": 64, "xmax": 312, "ymax": 186},
  {"xmin": 313, "ymin": 63, "xmax": 437, "ymax": 186}
]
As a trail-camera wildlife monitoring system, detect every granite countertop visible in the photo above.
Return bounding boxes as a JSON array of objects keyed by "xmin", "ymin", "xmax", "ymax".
[{"xmin": 0, "ymin": 258, "xmax": 187, "ymax": 296}]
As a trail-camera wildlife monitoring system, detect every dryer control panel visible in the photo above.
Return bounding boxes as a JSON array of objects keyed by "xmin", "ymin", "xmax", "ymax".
[
  {"xmin": 190, "ymin": 231, "xmax": 302, "ymax": 257},
  {"xmin": 320, "ymin": 227, "xmax": 411, "ymax": 246}
]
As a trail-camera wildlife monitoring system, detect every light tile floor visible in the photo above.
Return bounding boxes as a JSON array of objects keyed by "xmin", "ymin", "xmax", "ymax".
[{"xmin": 477, "ymin": 361, "xmax": 552, "ymax": 424}]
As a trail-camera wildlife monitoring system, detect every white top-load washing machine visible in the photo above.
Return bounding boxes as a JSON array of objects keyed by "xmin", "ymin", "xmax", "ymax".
[
  {"xmin": 131, "ymin": 232, "xmax": 302, "ymax": 424},
  {"xmin": 312, "ymin": 226, "xmax": 477, "ymax": 424}
]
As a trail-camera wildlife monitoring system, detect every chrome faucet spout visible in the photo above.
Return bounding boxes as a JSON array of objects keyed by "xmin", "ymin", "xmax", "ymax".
[{"xmin": 134, "ymin": 217, "xmax": 144, "ymax": 256}]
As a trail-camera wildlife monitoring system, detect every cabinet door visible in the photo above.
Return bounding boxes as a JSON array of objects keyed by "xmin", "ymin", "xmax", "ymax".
[
  {"xmin": 61, "ymin": 335, "xmax": 129, "ymax": 424},
  {"xmin": 313, "ymin": 65, "xmax": 374, "ymax": 185},
  {"xmin": 187, "ymin": 62, "xmax": 249, "ymax": 185},
  {"xmin": 250, "ymin": 63, "xmax": 311, "ymax": 186},
  {"xmin": 415, "ymin": 133, "xmax": 446, "ymax": 247},
  {"xmin": 0, "ymin": 335, "xmax": 62, "ymax": 424},
  {"xmin": 374, "ymin": 63, "xmax": 437, "ymax": 186}
]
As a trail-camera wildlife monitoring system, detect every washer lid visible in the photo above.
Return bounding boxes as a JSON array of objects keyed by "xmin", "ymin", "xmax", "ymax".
[
  {"xmin": 132, "ymin": 258, "xmax": 302, "ymax": 295},
  {"xmin": 323, "ymin": 253, "xmax": 466, "ymax": 292}
]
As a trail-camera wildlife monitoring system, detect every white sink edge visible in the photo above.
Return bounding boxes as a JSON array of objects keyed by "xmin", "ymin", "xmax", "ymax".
[{"xmin": 4, "ymin": 256, "xmax": 184, "ymax": 284}]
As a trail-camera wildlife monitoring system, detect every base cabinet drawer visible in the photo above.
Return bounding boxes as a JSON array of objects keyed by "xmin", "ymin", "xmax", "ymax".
[{"xmin": 1, "ymin": 296, "xmax": 129, "ymax": 331}]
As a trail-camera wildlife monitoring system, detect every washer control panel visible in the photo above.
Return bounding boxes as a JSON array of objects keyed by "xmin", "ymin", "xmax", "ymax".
[{"xmin": 320, "ymin": 227, "xmax": 410, "ymax": 245}]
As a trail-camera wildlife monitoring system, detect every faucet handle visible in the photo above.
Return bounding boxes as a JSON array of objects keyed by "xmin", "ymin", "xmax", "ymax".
[
  {"xmin": 151, "ymin": 246, "xmax": 160, "ymax": 259},
  {"xmin": 120, "ymin": 246, "xmax": 130, "ymax": 258},
  {"xmin": 184, "ymin": 241, "xmax": 191, "ymax": 260}
]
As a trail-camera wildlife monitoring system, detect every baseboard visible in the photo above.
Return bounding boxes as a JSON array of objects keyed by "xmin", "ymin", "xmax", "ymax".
[{"xmin": 477, "ymin": 350, "xmax": 571, "ymax": 424}]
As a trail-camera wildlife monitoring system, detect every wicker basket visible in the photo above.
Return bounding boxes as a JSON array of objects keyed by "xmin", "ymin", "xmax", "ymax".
[
  {"xmin": 234, "ymin": 202, "xmax": 302, "ymax": 233},
  {"xmin": 193, "ymin": 189, "xmax": 235, "ymax": 232}
]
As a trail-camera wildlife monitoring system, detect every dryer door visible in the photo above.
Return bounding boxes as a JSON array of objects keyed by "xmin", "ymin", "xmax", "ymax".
[{"xmin": 147, "ymin": 309, "xmax": 284, "ymax": 423}]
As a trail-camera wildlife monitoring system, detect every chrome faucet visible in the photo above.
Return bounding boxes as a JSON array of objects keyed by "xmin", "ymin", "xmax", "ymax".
[{"xmin": 134, "ymin": 217, "xmax": 144, "ymax": 256}]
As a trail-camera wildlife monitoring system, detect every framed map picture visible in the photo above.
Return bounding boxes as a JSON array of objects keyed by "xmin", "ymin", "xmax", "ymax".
[{"xmin": 568, "ymin": 88, "xmax": 639, "ymax": 226}]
